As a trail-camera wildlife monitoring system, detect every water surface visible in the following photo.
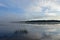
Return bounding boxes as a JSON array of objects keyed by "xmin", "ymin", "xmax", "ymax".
[{"xmin": 0, "ymin": 23, "xmax": 60, "ymax": 40}]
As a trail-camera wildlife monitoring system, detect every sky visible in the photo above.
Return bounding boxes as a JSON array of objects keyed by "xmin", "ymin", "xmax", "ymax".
[{"xmin": 0, "ymin": 0, "xmax": 60, "ymax": 22}]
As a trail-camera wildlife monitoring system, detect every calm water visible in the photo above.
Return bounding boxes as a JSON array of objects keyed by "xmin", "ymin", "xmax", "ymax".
[{"xmin": 0, "ymin": 23, "xmax": 60, "ymax": 39}]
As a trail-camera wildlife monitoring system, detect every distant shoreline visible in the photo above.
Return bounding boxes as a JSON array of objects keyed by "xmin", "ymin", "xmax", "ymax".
[{"xmin": 11, "ymin": 20, "xmax": 60, "ymax": 24}]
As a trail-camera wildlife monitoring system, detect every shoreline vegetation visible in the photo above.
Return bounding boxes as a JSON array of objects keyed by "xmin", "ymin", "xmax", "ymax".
[{"xmin": 11, "ymin": 20, "xmax": 60, "ymax": 24}]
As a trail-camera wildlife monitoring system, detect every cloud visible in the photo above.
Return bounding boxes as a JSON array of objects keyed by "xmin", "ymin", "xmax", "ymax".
[
  {"xmin": 24, "ymin": 0, "xmax": 60, "ymax": 20},
  {"xmin": 45, "ymin": 13, "xmax": 57, "ymax": 16},
  {"xmin": 0, "ymin": 3, "xmax": 7, "ymax": 7},
  {"xmin": 0, "ymin": 0, "xmax": 60, "ymax": 21},
  {"xmin": 6, "ymin": 0, "xmax": 32, "ymax": 8}
]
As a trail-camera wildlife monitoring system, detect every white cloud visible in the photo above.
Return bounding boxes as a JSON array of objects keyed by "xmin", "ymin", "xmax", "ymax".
[
  {"xmin": 24, "ymin": 0, "xmax": 60, "ymax": 20},
  {"xmin": 0, "ymin": 0, "xmax": 60, "ymax": 21},
  {"xmin": 45, "ymin": 13, "xmax": 57, "ymax": 16}
]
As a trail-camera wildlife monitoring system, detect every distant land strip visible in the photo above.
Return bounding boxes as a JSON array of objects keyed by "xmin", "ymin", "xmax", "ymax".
[{"xmin": 11, "ymin": 20, "xmax": 60, "ymax": 24}]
